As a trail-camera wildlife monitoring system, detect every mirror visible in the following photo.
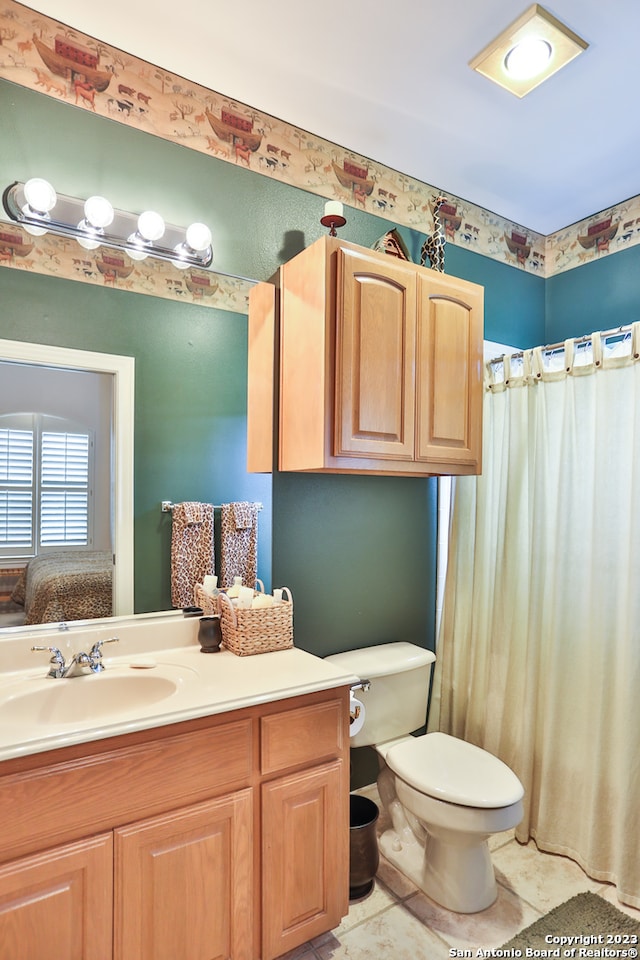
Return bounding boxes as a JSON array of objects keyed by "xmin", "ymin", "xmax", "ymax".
[{"xmin": 0, "ymin": 338, "xmax": 134, "ymax": 631}]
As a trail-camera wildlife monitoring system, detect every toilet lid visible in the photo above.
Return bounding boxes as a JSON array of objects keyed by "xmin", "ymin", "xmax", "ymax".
[{"xmin": 385, "ymin": 732, "xmax": 524, "ymax": 808}]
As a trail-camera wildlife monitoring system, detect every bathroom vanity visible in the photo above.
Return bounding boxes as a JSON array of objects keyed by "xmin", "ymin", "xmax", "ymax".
[{"xmin": 0, "ymin": 614, "xmax": 356, "ymax": 960}]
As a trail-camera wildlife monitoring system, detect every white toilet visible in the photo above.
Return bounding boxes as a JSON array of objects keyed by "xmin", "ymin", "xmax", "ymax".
[{"xmin": 326, "ymin": 641, "xmax": 524, "ymax": 913}]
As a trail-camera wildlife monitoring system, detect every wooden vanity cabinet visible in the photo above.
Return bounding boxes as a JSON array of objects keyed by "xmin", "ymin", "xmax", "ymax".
[
  {"xmin": 114, "ymin": 791, "xmax": 254, "ymax": 960},
  {"xmin": 0, "ymin": 833, "xmax": 112, "ymax": 960},
  {"xmin": 260, "ymin": 696, "xmax": 348, "ymax": 959},
  {"xmin": 247, "ymin": 235, "xmax": 484, "ymax": 476},
  {"xmin": 0, "ymin": 686, "xmax": 350, "ymax": 960}
]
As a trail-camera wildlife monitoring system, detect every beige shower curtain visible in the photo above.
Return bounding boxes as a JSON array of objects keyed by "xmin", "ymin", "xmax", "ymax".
[{"xmin": 428, "ymin": 324, "xmax": 640, "ymax": 909}]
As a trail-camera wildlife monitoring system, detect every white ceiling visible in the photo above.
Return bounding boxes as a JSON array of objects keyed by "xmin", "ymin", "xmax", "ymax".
[{"xmin": 24, "ymin": 0, "xmax": 640, "ymax": 235}]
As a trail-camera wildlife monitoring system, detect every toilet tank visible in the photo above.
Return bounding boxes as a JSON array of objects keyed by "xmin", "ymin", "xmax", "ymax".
[{"xmin": 326, "ymin": 642, "xmax": 435, "ymax": 748}]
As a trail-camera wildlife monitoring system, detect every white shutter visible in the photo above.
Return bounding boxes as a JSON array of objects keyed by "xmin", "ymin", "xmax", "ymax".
[
  {"xmin": 0, "ymin": 428, "xmax": 34, "ymax": 552},
  {"xmin": 0, "ymin": 428, "xmax": 33, "ymax": 483},
  {"xmin": 40, "ymin": 432, "xmax": 90, "ymax": 546}
]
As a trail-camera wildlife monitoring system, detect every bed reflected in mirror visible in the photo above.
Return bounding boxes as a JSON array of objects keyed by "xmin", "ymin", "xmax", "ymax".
[{"xmin": 8, "ymin": 551, "xmax": 114, "ymax": 627}]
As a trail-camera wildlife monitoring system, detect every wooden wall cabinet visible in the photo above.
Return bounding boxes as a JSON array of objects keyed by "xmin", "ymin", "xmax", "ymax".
[
  {"xmin": 248, "ymin": 235, "xmax": 484, "ymax": 476},
  {"xmin": 0, "ymin": 687, "xmax": 349, "ymax": 960}
]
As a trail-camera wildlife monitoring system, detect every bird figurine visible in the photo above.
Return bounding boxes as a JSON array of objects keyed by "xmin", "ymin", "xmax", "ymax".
[{"xmin": 420, "ymin": 195, "xmax": 447, "ymax": 273}]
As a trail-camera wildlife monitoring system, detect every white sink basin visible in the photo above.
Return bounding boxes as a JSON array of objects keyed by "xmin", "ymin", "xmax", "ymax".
[{"xmin": 0, "ymin": 666, "xmax": 194, "ymax": 725}]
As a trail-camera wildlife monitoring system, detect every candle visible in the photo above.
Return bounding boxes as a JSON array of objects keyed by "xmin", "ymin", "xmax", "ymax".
[{"xmin": 324, "ymin": 200, "xmax": 344, "ymax": 218}]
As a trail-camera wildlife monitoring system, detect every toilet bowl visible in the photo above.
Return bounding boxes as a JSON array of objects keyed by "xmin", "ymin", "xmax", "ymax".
[
  {"xmin": 379, "ymin": 731, "xmax": 523, "ymax": 913},
  {"xmin": 326, "ymin": 642, "xmax": 524, "ymax": 914}
]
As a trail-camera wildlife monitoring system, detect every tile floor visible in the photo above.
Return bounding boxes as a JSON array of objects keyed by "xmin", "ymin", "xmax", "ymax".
[{"xmin": 279, "ymin": 784, "xmax": 640, "ymax": 960}]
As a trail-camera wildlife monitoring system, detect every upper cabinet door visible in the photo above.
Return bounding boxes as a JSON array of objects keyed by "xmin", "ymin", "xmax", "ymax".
[
  {"xmin": 247, "ymin": 281, "xmax": 277, "ymax": 473},
  {"xmin": 335, "ymin": 248, "xmax": 416, "ymax": 459},
  {"xmin": 415, "ymin": 273, "xmax": 484, "ymax": 470}
]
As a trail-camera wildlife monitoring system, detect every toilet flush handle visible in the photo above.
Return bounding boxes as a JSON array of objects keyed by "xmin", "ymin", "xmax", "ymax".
[{"xmin": 351, "ymin": 679, "xmax": 371, "ymax": 693}]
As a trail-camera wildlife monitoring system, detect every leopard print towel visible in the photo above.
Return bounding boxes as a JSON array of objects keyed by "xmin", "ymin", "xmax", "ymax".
[
  {"xmin": 220, "ymin": 502, "xmax": 259, "ymax": 589},
  {"xmin": 170, "ymin": 501, "xmax": 215, "ymax": 608}
]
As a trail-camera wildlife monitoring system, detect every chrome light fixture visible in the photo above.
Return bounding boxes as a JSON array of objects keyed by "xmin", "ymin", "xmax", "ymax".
[
  {"xmin": 469, "ymin": 4, "xmax": 588, "ymax": 98},
  {"xmin": 2, "ymin": 178, "xmax": 214, "ymax": 268}
]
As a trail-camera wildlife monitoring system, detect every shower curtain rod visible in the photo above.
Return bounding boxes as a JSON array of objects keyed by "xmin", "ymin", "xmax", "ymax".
[{"xmin": 488, "ymin": 324, "xmax": 633, "ymax": 366}]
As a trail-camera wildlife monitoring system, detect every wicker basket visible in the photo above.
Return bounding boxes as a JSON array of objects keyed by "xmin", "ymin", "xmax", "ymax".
[{"xmin": 218, "ymin": 587, "xmax": 293, "ymax": 656}]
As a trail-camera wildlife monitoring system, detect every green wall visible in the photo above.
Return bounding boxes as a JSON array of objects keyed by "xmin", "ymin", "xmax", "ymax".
[
  {"xmin": 1, "ymin": 78, "xmax": 545, "ymax": 652},
  {"xmin": 0, "ymin": 266, "xmax": 271, "ymax": 613},
  {"xmin": 545, "ymin": 243, "xmax": 640, "ymax": 343}
]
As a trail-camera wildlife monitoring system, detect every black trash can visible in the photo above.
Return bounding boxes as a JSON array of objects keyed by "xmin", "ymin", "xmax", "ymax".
[{"xmin": 349, "ymin": 794, "xmax": 379, "ymax": 900}]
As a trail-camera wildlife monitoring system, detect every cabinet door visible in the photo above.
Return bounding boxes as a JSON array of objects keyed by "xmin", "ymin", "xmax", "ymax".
[
  {"xmin": 262, "ymin": 760, "xmax": 347, "ymax": 960},
  {"xmin": 0, "ymin": 833, "xmax": 112, "ymax": 960},
  {"xmin": 247, "ymin": 280, "xmax": 277, "ymax": 473},
  {"xmin": 115, "ymin": 790, "xmax": 254, "ymax": 960},
  {"xmin": 415, "ymin": 272, "xmax": 483, "ymax": 469},
  {"xmin": 335, "ymin": 248, "xmax": 416, "ymax": 459}
]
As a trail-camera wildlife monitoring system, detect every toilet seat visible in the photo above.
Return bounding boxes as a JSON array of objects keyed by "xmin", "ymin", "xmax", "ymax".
[{"xmin": 385, "ymin": 732, "xmax": 524, "ymax": 808}]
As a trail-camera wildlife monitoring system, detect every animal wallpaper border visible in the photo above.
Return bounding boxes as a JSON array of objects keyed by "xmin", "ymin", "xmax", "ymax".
[{"xmin": 1, "ymin": 0, "xmax": 638, "ymax": 311}]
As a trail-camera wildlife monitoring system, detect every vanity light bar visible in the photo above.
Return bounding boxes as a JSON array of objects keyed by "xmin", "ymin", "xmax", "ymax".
[{"xmin": 2, "ymin": 180, "xmax": 213, "ymax": 269}]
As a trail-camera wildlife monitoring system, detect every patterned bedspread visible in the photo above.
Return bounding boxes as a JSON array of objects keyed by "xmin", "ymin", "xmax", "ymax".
[{"xmin": 11, "ymin": 551, "xmax": 113, "ymax": 625}]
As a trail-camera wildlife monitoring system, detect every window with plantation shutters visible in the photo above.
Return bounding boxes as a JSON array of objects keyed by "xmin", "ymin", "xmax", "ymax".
[{"xmin": 0, "ymin": 414, "xmax": 93, "ymax": 559}]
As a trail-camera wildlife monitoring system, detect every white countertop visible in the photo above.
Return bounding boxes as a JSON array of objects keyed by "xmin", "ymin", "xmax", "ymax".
[{"xmin": 0, "ymin": 613, "xmax": 358, "ymax": 763}]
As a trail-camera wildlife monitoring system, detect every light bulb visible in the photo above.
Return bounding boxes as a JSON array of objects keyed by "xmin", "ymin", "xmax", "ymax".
[
  {"xmin": 126, "ymin": 247, "xmax": 149, "ymax": 261},
  {"xmin": 504, "ymin": 38, "xmax": 552, "ymax": 79},
  {"xmin": 172, "ymin": 248, "xmax": 190, "ymax": 269},
  {"xmin": 171, "ymin": 244, "xmax": 191, "ymax": 269},
  {"xmin": 22, "ymin": 221, "xmax": 48, "ymax": 237},
  {"xmin": 126, "ymin": 233, "xmax": 149, "ymax": 261},
  {"xmin": 84, "ymin": 195, "xmax": 114, "ymax": 230},
  {"xmin": 137, "ymin": 210, "xmax": 165, "ymax": 242},
  {"xmin": 185, "ymin": 222, "xmax": 212, "ymax": 252},
  {"xmin": 76, "ymin": 234, "xmax": 101, "ymax": 251},
  {"xmin": 23, "ymin": 177, "xmax": 57, "ymax": 214}
]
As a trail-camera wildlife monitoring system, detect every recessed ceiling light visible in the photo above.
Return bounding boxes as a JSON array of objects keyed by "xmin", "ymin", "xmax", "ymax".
[
  {"xmin": 469, "ymin": 3, "xmax": 588, "ymax": 98},
  {"xmin": 505, "ymin": 38, "xmax": 552, "ymax": 79}
]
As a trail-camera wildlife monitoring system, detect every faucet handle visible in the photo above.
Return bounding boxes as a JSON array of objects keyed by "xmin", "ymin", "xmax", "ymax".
[
  {"xmin": 31, "ymin": 644, "xmax": 64, "ymax": 659},
  {"xmin": 88, "ymin": 636, "xmax": 119, "ymax": 658},
  {"xmin": 31, "ymin": 645, "xmax": 66, "ymax": 678},
  {"xmin": 87, "ymin": 637, "xmax": 119, "ymax": 671}
]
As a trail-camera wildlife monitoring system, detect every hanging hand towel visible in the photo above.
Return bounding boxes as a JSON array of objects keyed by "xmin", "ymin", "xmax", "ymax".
[
  {"xmin": 220, "ymin": 501, "xmax": 259, "ymax": 588},
  {"xmin": 170, "ymin": 501, "xmax": 215, "ymax": 608}
]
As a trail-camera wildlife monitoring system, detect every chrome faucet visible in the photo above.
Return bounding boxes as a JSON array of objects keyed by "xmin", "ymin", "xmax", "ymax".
[
  {"xmin": 31, "ymin": 645, "xmax": 67, "ymax": 679},
  {"xmin": 84, "ymin": 637, "xmax": 119, "ymax": 673},
  {"xmin": 31, "ymin": 637, "xmax": 119, "ymax": 678}
]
